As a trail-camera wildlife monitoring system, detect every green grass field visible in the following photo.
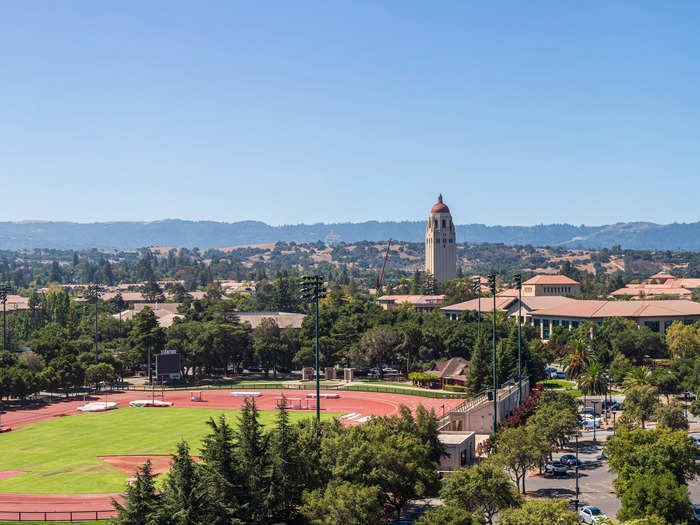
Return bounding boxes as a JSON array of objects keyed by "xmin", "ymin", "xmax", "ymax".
[{"xmin": 0, "ymin": 407, "xmax": 339, "ymax": 494}]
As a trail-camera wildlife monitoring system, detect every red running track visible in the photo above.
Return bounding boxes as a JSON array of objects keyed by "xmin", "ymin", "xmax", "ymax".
[{"xmin": 0, "ymin": 389, "xmax": 462, "ymax": 516}]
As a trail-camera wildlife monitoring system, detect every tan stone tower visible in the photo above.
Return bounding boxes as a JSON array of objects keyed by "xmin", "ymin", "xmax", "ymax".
[{"xmin": 425, "ymin": 194, "xmax": 456, "ymax": 283}]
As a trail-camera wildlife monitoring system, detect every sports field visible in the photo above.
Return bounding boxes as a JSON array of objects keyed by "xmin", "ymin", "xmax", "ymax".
[{"xmin": 0, "ymin": 407, "xmax": 339, "ymax": 494}]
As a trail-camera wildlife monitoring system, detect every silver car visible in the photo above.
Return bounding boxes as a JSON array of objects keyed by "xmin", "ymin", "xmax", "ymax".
[{"xmin": 580, "ymin": 506, "xmax": 607, "ymax": 523}]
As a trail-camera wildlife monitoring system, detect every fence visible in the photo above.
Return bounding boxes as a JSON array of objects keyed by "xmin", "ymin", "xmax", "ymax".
[{"xmin": 0, "ymin": 509, "xmax": 113, "ymax": 522}]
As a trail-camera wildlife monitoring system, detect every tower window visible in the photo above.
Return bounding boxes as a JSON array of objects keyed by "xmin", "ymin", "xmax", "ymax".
[
  {"xmin": 434, "ymin": 220, "xmax": 437, "ymax": 228},
  {"xmin": 442, "ymin": 219, "xmax": 446, "ymax": 228}
]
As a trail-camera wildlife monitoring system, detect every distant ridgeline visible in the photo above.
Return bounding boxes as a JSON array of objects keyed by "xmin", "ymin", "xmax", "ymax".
[{"xmin": 0, "ymin": 219, "xmax": 699, "ymax": 250}]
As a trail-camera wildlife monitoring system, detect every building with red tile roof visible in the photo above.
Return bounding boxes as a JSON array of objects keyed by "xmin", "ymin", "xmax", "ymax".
[
  {"xmin": 610, "ymin": 272, "xmax": 700, "ymax": 300},
  {"xmin": 377, "ymin": 295, "xmax": 445, "ymax": 313}
]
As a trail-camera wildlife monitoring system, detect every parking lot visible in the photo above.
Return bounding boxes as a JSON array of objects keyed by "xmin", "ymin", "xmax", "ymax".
[{"xmin": 527, "ymin": 428, "xmax": 700, "ymax": 519}]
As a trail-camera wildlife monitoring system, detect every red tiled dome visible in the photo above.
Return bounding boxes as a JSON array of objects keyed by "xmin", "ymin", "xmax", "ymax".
[{"xmin": 430, "ymin": 194, "xmax": 450, "ymax": 214}]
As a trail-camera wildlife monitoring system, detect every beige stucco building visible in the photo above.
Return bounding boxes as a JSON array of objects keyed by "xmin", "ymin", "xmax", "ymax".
[{"xmin": 425, "ymin": 194, "xmax": 456, "ymax": 283}]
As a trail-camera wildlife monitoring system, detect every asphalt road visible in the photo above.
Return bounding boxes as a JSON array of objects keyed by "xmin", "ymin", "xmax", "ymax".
[{"xmin": 527, "ymin": 426, "xmax": 700, "ymax": 520}]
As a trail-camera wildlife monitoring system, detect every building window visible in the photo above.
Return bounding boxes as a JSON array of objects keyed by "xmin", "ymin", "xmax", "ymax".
[
  {"xmin": 434, "ymin": 220, "xmax": 437, "ymax": 228},
  {"xmin": 645, "ymin": 321, "xmax": 660, "ymax": 333},
  {"xmin": 442, "ymin": 219, "xmax": 446, "ymax": 228},
  {"xmin": 572, "ymin": 320, "xmax": 579, "ymax": 328},
  {"xmin": 684, "ymin": 319, "xmax": 695, "ymax": 325}
]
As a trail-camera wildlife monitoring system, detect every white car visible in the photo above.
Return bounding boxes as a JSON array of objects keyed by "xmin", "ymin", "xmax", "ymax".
[
  {"xmin": 581, "ymin": 418, "xmax": 602, "ymax": 429},
  {"xmin": 692, "ymin": 435, "xmax": 700, "ymax": 447},
  {"xmin": 579, "ymin": 506, "xmax": 607, "ymax": 523}
]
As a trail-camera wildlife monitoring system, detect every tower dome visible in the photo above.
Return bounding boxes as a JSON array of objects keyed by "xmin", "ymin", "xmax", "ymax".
[{"xmin": 431, "ymin": 193, "xmax": 450, "ymax": 214}]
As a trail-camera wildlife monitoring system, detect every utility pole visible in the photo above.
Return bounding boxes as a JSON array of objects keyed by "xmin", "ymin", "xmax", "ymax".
[
  {"xmin": 488, "ymin": 272, "xmax": 498, "ymax": 435},
  {"xmin": 514, "ymin": 273, "xmax": 522, "ymax": 405},
  {"xmin": 301, "ymin": 275, "xmax": 327, "ymax": 422},
  {"xmin": 85, "ymin": 285, "xmax": 102, "ymax": 364},
  {"xmin": 0, "ymin": 284, "xmax": 9, "ymax": 351},
  {"xmin": 472, "ymin": 278, "xmax": 481, "ymax": 340},
  {"xmin": 574, "ymin": 432, "xmax": 580, "ymax": 511}
]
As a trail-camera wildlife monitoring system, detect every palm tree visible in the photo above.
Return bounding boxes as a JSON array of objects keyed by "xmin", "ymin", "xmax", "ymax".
[
  {"xmin": 622, "ymin": 366, "xmax": 651, "ymax": 391},
  {"xmin": 578, "ymin": 362, "xmax": 607, "ymax": 397},
  {"xmin": 564, "ymin": 339, "xmax": 591, "ymax": 380}
]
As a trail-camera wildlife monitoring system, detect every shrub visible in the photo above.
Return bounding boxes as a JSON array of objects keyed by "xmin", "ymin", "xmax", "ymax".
[{"xmin": 444, "ymin": 385, "xmax": 467, "ymax": 392}]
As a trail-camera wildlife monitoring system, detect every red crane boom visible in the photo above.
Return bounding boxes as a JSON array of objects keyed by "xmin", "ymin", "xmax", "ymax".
[{"xmin": 377, "ymin": 238, "xmax": 392, "ymax": 291}]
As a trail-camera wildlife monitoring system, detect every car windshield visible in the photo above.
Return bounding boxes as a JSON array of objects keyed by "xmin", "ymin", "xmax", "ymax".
[{"xmin": 588, "ymin": 507, "xmax": 601, "ymax": 515}]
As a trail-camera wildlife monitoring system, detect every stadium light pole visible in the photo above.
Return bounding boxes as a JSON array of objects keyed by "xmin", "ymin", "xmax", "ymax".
[
  {"xmin": 514, "ymin": 273, "xmax": 523, "ymax": 405},
  {"xmin": 488, "ymin": 272, "xmax": 498, "ymax": 435},
  {"xmin": 472, "ymin": 278, "xmax": 481, "ymax": 341},
  {"xmin": 85, "ymin": 285, "xmax": 102, "ymax": 364},
  {"xmin": 0, "ymin": 283, "xmax": 9, "ymax": 351},
  {"xmin": 301, "ymin": 275, "xmax": 326, "ymax": 422}
]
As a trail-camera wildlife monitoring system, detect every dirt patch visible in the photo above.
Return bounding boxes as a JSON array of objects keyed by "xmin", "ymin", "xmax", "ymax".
[
  {"xmin": 0, "ymin": 470, "xmax": 27, "ymax": 480},
  {"xmin": 98, "ymin": 455, "xmax": 201, "ymax": 476}
]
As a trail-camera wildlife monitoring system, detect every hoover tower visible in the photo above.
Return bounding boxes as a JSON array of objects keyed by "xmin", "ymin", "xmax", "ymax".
[{"xmin": 425, "ymin": 194, "xmax": 456, "ymax": 283}]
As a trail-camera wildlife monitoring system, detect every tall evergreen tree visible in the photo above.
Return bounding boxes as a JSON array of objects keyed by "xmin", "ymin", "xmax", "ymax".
[
  {"xmin": 112, "ymin": 459, "xmax": 161, "ymax": 525},
  {"xmin": 465, "ymin": 338, "xmax": 492, "ymax": 395},
  {"xmin": 200, "ymin": 415, "xmax": 245, "ymax": 516},
  {"xmin": 162, "ymin": 441, "xmax": 228, "ymax": 525},
  {"xmin": 235, "ymin": 398, "xmax": 270, "ymax": 521},
  {"xmin": 265, "ymin": 396, "xmax": 305, "ymax": 520}
]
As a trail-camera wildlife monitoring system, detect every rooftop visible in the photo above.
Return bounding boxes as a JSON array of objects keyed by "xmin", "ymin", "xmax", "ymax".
[
  {"xmin": 530, "ymin": 299, "xmax": 700, "ymax": 319},
  {"xmin": 523, "ymin": 275, "xmax": 580, "ymax": 285}
]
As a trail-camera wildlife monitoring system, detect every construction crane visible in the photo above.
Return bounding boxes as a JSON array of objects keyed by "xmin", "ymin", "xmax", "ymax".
[{"xmin": 376, "ymin": 238, "xmax": 392, "ymax": 292}]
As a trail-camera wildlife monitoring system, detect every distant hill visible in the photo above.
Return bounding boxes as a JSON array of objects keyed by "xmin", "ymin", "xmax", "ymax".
[{"xmin": 0, "ymin": 219, "xmax": 698, "ymax": 251}]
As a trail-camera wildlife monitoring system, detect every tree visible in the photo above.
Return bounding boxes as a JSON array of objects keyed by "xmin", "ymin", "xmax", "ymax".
[
  {"xmin": 465, "ymin": 338, "xmax": 491, "ymax": 395},
  {"xmin": 253, "ymin": 318, "xmax": 283, "ymax": 378},
  {"xmin": 527, "ymin": 402, "xmax": 578, "ymax": 451},
  {"xmin": 357, "ymin": 326, "xmax": 400, "ymax": 379},
  {"xmin": 491, "ymin": 425, "xmax": 548, "ymax": 494},
  {"xmin": 623, "ymin": 366, "xmax": 652, "ymax": 391},
  {"xmin": 496, "ymin": 498, "xmax": 579, "ymax": 525},
  {"xmin": 651, "ymin": 369, "xmax": 681, "ymax": 402},
  {"xmin": 199, "ymin": 415, "xmax": 244, "ymax": 516},
  {"xmin": 656, "ymin": 401, "xmax": 688, "ymax": 431},
  {"xmin": 564, "ymin": 340, "xmax": 590, "ymax": 380},
  {"xmin": 665, "ymin": 322, "xmax": 700, "ymax": 360},
  {"xmin": 622, "ymin": 384, "xmax": 660, "ymax": 429},
  {"xmin": 235, "ymin": 398, "xmax": 270, "ymax": 521},
  {"xmin": 127, "ymin": 307, "xmax": 166, "ymax": 369},
  {"xmin": 302, "ymin": 481, "xmax": 384, "ymax": 525},
  {"xmin": 265, "ymin": 397, "xmax": 306, "ymax": 520},
  {"xmin": 112, "ymin": 460, "xmax": 161, "ymax": 525},
  {"xmin": 441, "ymin": 278, "xmax": 476, "ymax": 306},
  {"xmin": 605, "ymin": 428, "xmax": 700, "ymax": 497},
  {"xmin": 440, "ymin": 464, "xmax": 521, "ymax": 525},
  {"xmin": 415, "ymin": 504, "xmax": 483, "ymax": 525},
  {"xmin": 162, "ymin": 441, "xmax": 228, "ymax": 525},
  {"xmin": 142, "ymin": 278, "xmax": 165, "ymax": 303},
  {"xmin": 617, "ymin": 472, "xmax": 691, "ymax": 524},
  {"xmin": 578, "ymin": 361, "xmax": 607, "ymax": 396}
]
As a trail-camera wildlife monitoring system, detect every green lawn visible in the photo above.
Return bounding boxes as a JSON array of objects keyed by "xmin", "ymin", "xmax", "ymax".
[
  {"xmin": 357, "ymin": 380, "xmax": 414, "ymax": 387},
  {"xmin": 0, "ymin": 407, "xmax": 339, "ymax": 495},
  {"xmin": 543, "ymin": 379, "xmax": 576, "ymax": 389}
]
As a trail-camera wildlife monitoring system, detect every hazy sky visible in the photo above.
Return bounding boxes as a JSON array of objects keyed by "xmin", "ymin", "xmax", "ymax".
[{"xmin": 2, "ymin": 2, "xmax": 699, "ymax": 226}]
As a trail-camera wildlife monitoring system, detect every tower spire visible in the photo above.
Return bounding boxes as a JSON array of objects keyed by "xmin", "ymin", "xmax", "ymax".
[{"xmin": 438, "ymin": 193, "xmax": 443, "ymax": 204}]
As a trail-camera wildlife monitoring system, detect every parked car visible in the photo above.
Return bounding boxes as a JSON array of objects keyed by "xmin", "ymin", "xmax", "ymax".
[
  {"xmin": 581, "ymin": 418, "xmax": 602, "ymax": 430},
  {"xmin": 692, "ymin": 435, "xmax": 700, "ymax": 447},
  {"xmin": 681, "ymin": 391, "xmax": 698, "ymax": 401},
  {"xmin": 560, "ymin": 454, "xmax": 581, "ymax": 466},
  {"xmin": 601, "ymin": 400, "xmax": 620, "ymax": 410},
  {"xmin": 545, "ymin": 461, "xmax": 568, "ymax": 476},
  {"xmin": 690, "ymin": 503, "xmax": 700, "ymax": 523},
  {"xmin": 555, "ymin": 371, "xmax": 566, "ymax": 379},
  {"xmin": 579, "ymin": 506, "xmax": 608, "ymax": 523}
]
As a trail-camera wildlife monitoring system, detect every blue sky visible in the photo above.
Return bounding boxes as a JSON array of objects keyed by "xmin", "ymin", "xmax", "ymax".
[{"xmin": 1, "ymin": 2, "xmax": 698, "ymax": 226}]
